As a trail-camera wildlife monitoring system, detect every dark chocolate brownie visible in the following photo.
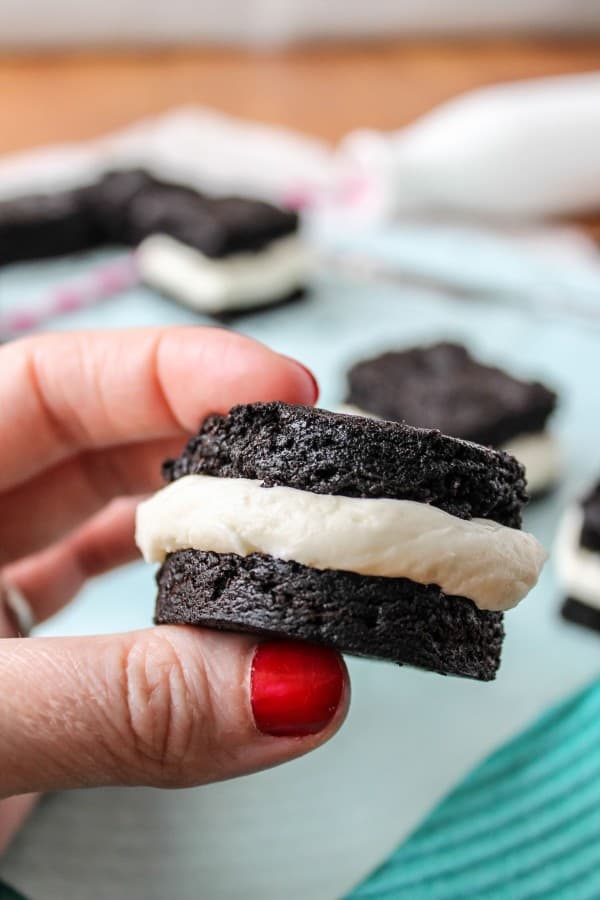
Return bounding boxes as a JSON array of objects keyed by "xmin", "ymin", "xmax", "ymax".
[
  {"xmin": 346, "ymin": 342, "xmax": 557, "ymax": 448},
  {"xmin": 0, "ymin": 188, "xmax": 101, "ymax": 266},
  {"xmin": 203, "ymin": 195, "xmax": 298, "ymax": 256},
  {"xmin": 83, "ymin": 169, "xmax": 165, "ymax": 244},
  {"xmin": 128, "ymin": 187, "xmax": 299, "ymax": 257},
  {"xmin": 580, "ymin": 482, "xmax": 600, "ymax": 553},
  {"xmin": 0, "ymin": 168, "xmax": 299, "ymax": 266},
  {"xmin": 561, "ymin": 597, "xmax": 600, "ymax": 634},
  {"xmin": 127, "ymin": 186, "xmax": 229, "ymax": 255},
  {"xmin": 156, "ymin": 550, "xmax": 504, "ymax": 680},
  {"xmin": 163, "ymin": 402, "xmax": 527, "ymax": 528}
]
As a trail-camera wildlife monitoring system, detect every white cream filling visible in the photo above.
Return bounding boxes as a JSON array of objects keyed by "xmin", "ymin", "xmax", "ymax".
[
  {"xmin": 136, "ymin": 233, "xmax": 310, "ymax": 313},
  {"xmin": 135, "ymin": 474, "xmax": 546, "ymax": 612},
  {"xmin": 555, "ymin": 507, "xmax": 600, "ymax": 610},
  {"xmin": 339, "ymin": 406, "xmax": 560, "ymax": 495}
]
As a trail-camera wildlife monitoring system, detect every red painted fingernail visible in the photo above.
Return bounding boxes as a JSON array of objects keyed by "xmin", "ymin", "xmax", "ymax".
[
  {"xmin": 251, "ymin": 641, "xmax": 345, "ymax": 737},
  {"xmin": 281, "ymin": 356, "xmax": 320, "ymax": 404}
]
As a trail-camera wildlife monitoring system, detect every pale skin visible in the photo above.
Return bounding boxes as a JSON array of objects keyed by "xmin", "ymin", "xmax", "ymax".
[{"xmin": 0, "ymin": 327, "xmax": 350, "ymax": 851}]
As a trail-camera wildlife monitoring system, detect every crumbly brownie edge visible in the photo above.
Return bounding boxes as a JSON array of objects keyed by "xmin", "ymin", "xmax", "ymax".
[
  {"xmin": 162, "ymin": 402, "xmax": 527, "ymax": 528},
  {"xmin": 155, "ymin": 549, "xmax": 505, "ymax": 681}
]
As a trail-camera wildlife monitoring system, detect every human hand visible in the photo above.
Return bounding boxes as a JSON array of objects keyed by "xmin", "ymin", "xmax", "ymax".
[{"xmin": 0, "ymin": 328, "xmax": 349, "ymax": 811}]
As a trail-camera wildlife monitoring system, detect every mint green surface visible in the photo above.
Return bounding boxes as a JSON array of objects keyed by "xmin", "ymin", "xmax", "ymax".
[
  {"xmin": 2, "ymin": 225, "xmax": 600, "ymax": 898},
  {"xmin": 348, "ymin": 678, "xmax": 600, "ymax": 899}
]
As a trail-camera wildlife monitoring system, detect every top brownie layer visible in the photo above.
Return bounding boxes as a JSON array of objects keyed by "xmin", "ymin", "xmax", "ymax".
[
  {"xmin": 346, "ymin": 342, "xmax": 557, "ymax": 448},
  {"xmin": 163, "ymin": 401, "xmax": 527, "ymax": 528},
  {"xmin": 580, "ymin": 482, "xmax": 600, "ymax": 552},
  {"xmin": 127, "ymin": 187, "xmax": 299, "ymax": 258},
  {"xmin": 0, "ymin": 169, "xmax": 299, "ymax": 266},
  {"xmin": 92, "ymin": 170, "xmax": 299, "ymax": 256}
]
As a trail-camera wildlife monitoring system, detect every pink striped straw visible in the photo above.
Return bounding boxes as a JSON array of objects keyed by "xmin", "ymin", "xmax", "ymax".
[
  {"xmin": 282, "ymin": 173, "xmax": 375, "ymax": 212},
  {"xmin": 0, "ymin": 254, "xmax": 139, "ymax": 341}
]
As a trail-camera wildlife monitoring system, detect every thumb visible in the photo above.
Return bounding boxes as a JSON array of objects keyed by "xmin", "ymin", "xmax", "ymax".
[{"xmin": 0, "ymin": 627, "xmax": 349, "ymax": 796}]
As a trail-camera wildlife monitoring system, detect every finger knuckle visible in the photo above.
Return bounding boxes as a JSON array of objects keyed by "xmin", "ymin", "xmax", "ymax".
[{"xmin": 119, "ymin": 633, "xmax": 209, "ymax": 786}]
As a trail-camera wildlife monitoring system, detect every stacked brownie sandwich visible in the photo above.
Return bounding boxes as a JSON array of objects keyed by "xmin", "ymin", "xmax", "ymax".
[
  {"xmin": 136, "ymin": 402, "xmax": 546, "ymax": 681},
  {"xmin": 0, "ymin": 169, "xmax": 308, "ymax": 316},
  {"xmin": 344, "ymin": 342, "xmax": 560, "ymax": 497},
  {"xmin": 557, "ymin": 481, "xmax": 600, "ymax": 634}
]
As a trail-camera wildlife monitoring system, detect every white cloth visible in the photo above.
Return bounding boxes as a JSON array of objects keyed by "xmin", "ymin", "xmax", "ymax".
[{"xmin": 0, "ymin": 106, "xmax": 334, "ymax": 203}]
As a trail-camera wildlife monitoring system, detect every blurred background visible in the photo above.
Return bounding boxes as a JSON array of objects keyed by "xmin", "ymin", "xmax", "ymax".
[
  {"xmin": 0, "ymin": 6, "xmax": 599, "ymax": 156},
  {"xmin": 1, "ymin": 8, "xmax": 600, "ymax": 900},
  {"xmin": 3, "ymin": 0, "xmax": 600, "ymax": 46}
]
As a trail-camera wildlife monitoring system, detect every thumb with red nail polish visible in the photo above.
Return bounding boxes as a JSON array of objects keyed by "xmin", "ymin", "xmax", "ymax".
[
  {"xmin": 0, "ymin": 628, "xmax": 349, "ymax": 797},
  {"xmin": 252, "ymin": 641, "xmax": 346, "ymax": 737}
]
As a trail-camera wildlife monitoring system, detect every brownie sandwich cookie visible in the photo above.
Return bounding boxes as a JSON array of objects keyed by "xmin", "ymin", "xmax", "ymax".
[
  {"xmin": 133, "ymin": 197, "xmax": 308, "ymax": 317},
  {"xmin": 0, "ymin": 169, "xmax": 310, "ymax": 317},
  {"xmin": 136, "ymin": 402, "xmax": 546, "ymax": 681},
  {"xmin": 556, "ymin": 481, "xmax": 600, "ymax": 634},
  {"xmin": 343, "ymin": 342, "xmax": 560, "ymax": 498}
]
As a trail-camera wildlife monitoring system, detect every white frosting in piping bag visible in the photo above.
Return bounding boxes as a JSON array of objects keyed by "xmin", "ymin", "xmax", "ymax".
[{"xmin": 136, "ymin": 475, "xmax": 546, "ymax": 612}]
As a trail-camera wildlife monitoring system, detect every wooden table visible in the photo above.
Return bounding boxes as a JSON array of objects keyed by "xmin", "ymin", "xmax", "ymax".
[
  {"xmin": 1, "ymin": 38, "xmax": 600, "ymax": 232},
  {"xmin": 2, "ymin": 38, "xmax": 600, "ymax": 151}
]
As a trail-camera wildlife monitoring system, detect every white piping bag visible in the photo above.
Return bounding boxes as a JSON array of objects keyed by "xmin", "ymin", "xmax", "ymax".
[{"xmin": 336, "ymin": 72, "xmax": 600, "ymax": 221}]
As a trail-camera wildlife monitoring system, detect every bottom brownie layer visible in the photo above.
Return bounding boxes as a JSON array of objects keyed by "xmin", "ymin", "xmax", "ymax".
[
  {"xmin": 562, "ymin": 597, "xmax": 600, "ymax": 634},
  {"xmin": 152, "ymin": 284, "xmax": 307, "ymax": 322},
  {"xmin": 215, "ymin": 286, "xmax": 308, "ymax": 322},
  {"xmin": 155, "ymin": 550, "xmax": 504, "ymax": 681}
]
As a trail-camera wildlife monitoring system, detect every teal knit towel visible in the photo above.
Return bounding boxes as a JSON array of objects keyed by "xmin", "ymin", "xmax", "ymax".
[
  {"xmin": 347, "ymin": 678, "xmax": 600, "ymax": 900},
  {"xmin": 0, "ymin": 883, "xmax": 26, "ymax": 900}
]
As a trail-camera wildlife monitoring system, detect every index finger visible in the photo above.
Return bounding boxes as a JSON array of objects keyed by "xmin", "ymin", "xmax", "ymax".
[{"xmin": 0, "ymin": 327, "xmax": 317, "ymax": 492}]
